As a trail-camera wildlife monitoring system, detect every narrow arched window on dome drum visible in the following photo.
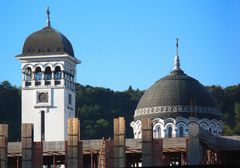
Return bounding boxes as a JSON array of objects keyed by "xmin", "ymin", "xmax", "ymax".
[
  {"xmin": 179, "ymin": 126, "xmax": 184, "ymax": 137},
  {"xmin": 54, "ymin": 66, "xmax": 62, "ymax": 80},
  {"xmin": 25, "ymin": 67, "xmax": 32, "ymax": 81},
  {"xmin": 168, "ymin": 127, "xmax": 173, "ymax": 138},
  {"xmin": 156, "ymin": 126, "xmax": 161, "ymax": 138},
  {"xmin": 44, "ymin": 67, "xmax": 52, "ymax": 80},
  {"xmin": 209, "ymin": 127, "xmax": 212, "ymax": 134},
  {"xmin": 35, "ymin": 67, "xmax": 42, "ymax": 81}
]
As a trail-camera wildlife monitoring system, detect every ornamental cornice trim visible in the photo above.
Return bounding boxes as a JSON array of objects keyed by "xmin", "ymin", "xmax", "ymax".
[{"xmin": 134, "ymin": 105, "xmax": 221, "ymax": 117}]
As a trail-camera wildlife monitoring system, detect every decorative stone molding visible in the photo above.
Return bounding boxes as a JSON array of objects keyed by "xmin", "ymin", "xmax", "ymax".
[{"xmin": 134, "ymin": 105, "xmax": 221, "ymax": 117}]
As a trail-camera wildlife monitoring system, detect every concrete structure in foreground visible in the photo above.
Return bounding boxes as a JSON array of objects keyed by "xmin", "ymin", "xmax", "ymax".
[{"xmin": 3, "ymin": 119, "xmax": 240, "ymax": 167}]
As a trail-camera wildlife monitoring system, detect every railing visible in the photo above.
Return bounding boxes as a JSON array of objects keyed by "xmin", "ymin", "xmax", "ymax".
[{"xmin": 25, "ymin": 81, "xmax": 31, "ymax": 87}]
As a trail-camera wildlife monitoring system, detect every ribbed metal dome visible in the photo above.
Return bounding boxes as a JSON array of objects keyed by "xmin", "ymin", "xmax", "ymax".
[
  {"xmin": 21, "ymin": 26, "xmax": 74, "ymax": 57},
  {"xmin": 137, "ymin": 71, "xmax": 217, "ymax": 108},
  {"xmin": 134, "ymin": 60, "xmax": 222, "ymax": 120}
]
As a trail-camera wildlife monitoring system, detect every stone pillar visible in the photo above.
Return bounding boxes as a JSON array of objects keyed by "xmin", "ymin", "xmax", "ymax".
[
  {"xmin": 42, "ymin": 71, "xmax": 45, "ymax": 80},
  {"xmin": 22, "ymin": 123, "xmax": 33, "ymax": 168},
  {"xmin": 41, "ymin": 71, "xmax": 45, "ymax": 86},
  {"xmin": 141, "ymin": 118, "xmax": 153, "ymax": 167},
  {"xmin": 114, "ymin": 117, "xmax": 126, "ymax": 168},
  {"xmin": 61, "ymin": 71, "xmax": 64, "ymax": 79},
  {"xmin": 32, "ymin": 71, "xmax": 35, "ymax": 80},
  {"xmin": 0, "ymin": 124, "xmax": 8, "ymax": 168},
  {"xmin": 22, "ymin": 70, "xmax": 25, "ymax": 81},
  {"xmin": 66, "ymin": 118, "xmax": 82, "ymax": 168},
  {"xmin": 22, "ymin": 71, "xmax": 26, "ymax": 87},
  {"xmin": 187, "ymin": 124, "xmax": 202, "ymax": 165},
  {"xmin": 51, "ymin": 71, "xmax": 55, "ymax": 85},
  {"xmin": 32, "ymin": 71, "xmax": 35, "ymax": 87}
]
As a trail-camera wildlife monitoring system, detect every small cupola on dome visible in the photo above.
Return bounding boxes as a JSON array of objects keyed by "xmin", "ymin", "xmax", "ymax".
[{"xmin": 21, "ymin": 8, "xmax": 75, "ymax": 57}]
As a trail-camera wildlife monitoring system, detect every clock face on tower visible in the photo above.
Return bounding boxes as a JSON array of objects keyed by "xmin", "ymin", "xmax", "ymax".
[{"xmin": 38, "ymin": 92, "xmax": 48, "ymax": 103}]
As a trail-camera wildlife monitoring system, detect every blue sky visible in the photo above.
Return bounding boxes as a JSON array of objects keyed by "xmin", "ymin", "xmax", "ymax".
[{"xmin": 1, "ymin": 1, "xmax": 240, "ymax": 91}]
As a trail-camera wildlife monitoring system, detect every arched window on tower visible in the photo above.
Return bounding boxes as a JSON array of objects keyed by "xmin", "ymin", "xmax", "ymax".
[
  {"xmin": 44, "ymin": 67, "xmax": 52, "ymax": 80},
  {"xmin": 24, "ymin": 67, "xmax": 32, "ymax": 87},
  {"xmin": 54, "ymin": 66, "xmax": 62, "ymax": 80},
  {"xmin": 35, "ymin": 67, "xmax": 42, "ymax": 81},
  {"xmin": 157, "ymin": 126, "xmax": 161, "ymax": 138},
  {"xmin": 25, "ymin": 67, "xmax": 32, "ymax": 81},
  {"xmin": 154, "ymin": 125, "xmax": 161, "ymax": 138},
  {"xmin": 179, "ymin": 126, "xmax": 184, "ymax": 137}
]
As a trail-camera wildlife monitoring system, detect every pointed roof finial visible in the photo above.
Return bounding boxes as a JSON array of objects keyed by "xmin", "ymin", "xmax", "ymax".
[
  {"xmin": 172, "ymin": 38, "xmax": 182, "ymax": 71},
  {"xmin": 47, "ymin": 7, "xmax": 51, "ymax": 27},
  {"xmin": 176, "ymin": 38, "xmax": 179, "ymax": 56}
]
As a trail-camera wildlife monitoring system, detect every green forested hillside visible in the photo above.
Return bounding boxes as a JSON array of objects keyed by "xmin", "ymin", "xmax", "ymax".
[
  {"xmin": 0, "ymin": 81, "xmax": 21, "ymax": 141},
  {"xmin": 207, "ymin": 85, "xmax": 240, "ymax": 135},
  {"xmin": 75, "ymin": 84, "xmax": 143, "ymax": 139},
  {"xmin": 0, "ymin": 81, "xmax": 240, "ymax": 141}
]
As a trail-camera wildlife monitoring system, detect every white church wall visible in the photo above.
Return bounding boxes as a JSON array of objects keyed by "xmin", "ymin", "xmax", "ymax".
[{"xmin": 130, "ymin": 117, "xmax": 224, "ymax": 139}]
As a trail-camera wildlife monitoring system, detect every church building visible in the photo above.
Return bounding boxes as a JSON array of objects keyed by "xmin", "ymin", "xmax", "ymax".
[
  {"xmin": 3, "ymin": 8, "xmax": 240, "ymax": 168},
  {"xmin": 131, "ymin": 39, "xmax": 223, "ymax": 139}
]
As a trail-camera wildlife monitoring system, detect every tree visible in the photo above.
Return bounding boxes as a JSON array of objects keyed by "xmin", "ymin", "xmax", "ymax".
[
  {"xmin": 233, "ymin": 102, "xmax": 240, "ymax": 134},
  {"xmin": 0, "ymin": 81, "xmax": 21, "ymax": 141}
]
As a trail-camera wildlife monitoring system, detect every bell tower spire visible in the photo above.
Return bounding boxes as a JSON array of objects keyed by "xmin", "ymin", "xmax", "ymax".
[{"xmin": 173, "ymin": 38, "xmax": 182, "ymax": 71}]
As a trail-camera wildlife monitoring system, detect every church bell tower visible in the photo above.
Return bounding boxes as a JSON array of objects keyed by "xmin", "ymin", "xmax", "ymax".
[{"xmin": 16, "ymin": 9, "xmax": 80, "ymax": 142}]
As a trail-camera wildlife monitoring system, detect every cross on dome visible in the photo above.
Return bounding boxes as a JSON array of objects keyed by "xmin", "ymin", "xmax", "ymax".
[
  {"xmin": 47, "ymin": 7, "xmax": 51, "ymax": 27},
  {"xmin": 173, "ymin": 38, "xmax": 182, "ymax": 71}
]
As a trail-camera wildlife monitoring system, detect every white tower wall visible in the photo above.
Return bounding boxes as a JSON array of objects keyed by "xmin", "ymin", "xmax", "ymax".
[{"xmin": 18, "ymin": 55, "xmax": 80, "ymax": 142}]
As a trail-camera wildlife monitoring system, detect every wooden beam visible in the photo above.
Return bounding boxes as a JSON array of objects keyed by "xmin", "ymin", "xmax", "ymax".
[
  {"xmin": 118, "ymin": 117, "xmax": 126, "ymax": 168},
  {"xmin": 113, "ymin": 118, "xmax": 119, "ymax": 168},
  {"xmin": 21, "ymin": 123, "xmax": 33, "ymax": 168},
  {"xmin": 187, "ymin": 124, "xmax": 202, "ymax": 165},
  {"xmin": 0, "ymin": 124, "xmax": 8, "ymax": 168},
  {"xmin": 66, "ymin": 118, "xmax": 82, "ymax": 168},
  {"xmin": 114, "ymin": 117, "xmax": 126, "ymax": 168},
  {"xmin": 141, "ymin": 118, "xmax": 152, "ymax": 167}
]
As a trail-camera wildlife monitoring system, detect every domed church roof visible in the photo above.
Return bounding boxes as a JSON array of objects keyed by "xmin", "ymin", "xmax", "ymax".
[
  {"xmin": 134, "ymin": 39, "xmax": 221, "ymax": 120},
  {"xmin": 20, "ymin": 8, "xmax": 74, "ymax": 57}
]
